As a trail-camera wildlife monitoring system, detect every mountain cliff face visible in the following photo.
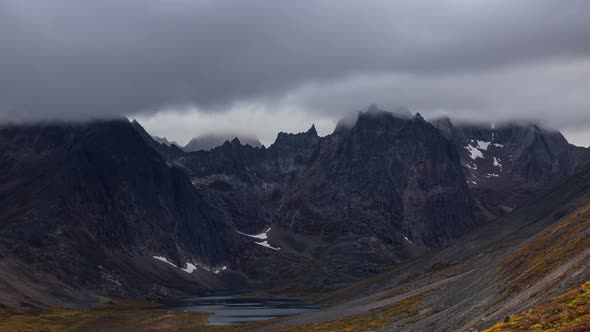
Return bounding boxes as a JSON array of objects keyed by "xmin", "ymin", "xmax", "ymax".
[
  {"xmin": 0, "ymin": 120, "xmax": 245, "ymax": 305},
  {"xmin": 433, "ymin": 118, "xmax": 590, "ymax": 219},
  {"xmin": 130, "ymin": 107, "xmax": 479, "ymax": 289},
  {"xmin": 277, "ymin": 110, "xmax": 476, "ymax": 247},
  {"xmin": 265, "ymin": 163, "xmax": 590, "ymax": 332},
  {"xmin": 160, "ymin": 108, "xmax": 477, "ymax": 249}
]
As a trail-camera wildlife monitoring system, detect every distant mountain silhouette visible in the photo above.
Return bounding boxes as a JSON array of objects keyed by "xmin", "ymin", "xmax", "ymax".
[{"xmin": 184, "ymin": 134, "xmax": 262, "ymax": 152}]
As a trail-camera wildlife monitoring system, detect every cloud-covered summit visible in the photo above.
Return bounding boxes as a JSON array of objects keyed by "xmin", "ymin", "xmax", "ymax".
[{"xmin": 2, "ymin": 0, "xmax": 590, "ymax": 145}]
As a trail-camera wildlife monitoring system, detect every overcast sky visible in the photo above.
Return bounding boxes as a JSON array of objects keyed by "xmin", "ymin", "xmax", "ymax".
[{"xmin": 2, "ymin": 0, "xmax": 590, "ymax": 146}]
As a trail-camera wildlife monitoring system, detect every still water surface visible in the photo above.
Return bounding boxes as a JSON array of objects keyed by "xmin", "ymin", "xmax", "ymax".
[{"xmin": 164, "ymin": 290, "xmax": 319, "ymax": 325}]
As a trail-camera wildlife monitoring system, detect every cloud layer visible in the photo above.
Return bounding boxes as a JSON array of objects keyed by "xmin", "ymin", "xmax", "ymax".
[{"xmin": 2, "ymin": 0, "xmax": 590, "ymax": 144}]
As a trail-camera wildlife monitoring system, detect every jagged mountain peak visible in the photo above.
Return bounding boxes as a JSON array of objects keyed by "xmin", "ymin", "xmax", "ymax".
[
  {"xmin": 0, "ymin": 120, "xmax": 245, "ymax": 303},
  {"xmin": 152, "ymin": 135, "xmax": 180, "ymax": 147},
  {"xmin": 335, "ymin": 105, "xmax": 414, "ymax": 134},
  {"xmin": 307, "ymin": 123, "xmax": 317, "ymax": 136},
  {"xmin": 430, "ymin": 116, "xmax": 461, "ymax": 143},
  {"xmin": 184, "ymin": 133, "xmax": 262, "ymax": 152},
  {"xmin": 334, "ymin": 113, "xmax": 358, "ymax": 134},
  {"xmin": 430, "ymin": 116, "xmax": 590, "ymax": 221},
  {"xmin": 360, "ymin": 104, "xmax": 411, "ymax": 119},
  {"xmin": 352, "ymin": 107, "xmax": 426, "ymax": 138},
  {"xmin": 274, "ymin": 124, "xmax": 320, "ymax": 145},
  {"xmin": 153, "ymin": 135, "xmax": 169, "ymax": 142}
]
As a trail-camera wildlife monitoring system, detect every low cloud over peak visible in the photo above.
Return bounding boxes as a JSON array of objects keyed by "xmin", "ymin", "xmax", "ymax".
[{"xmin": 2, "ymin": 1, "xmax": 590, "ymax": 145}]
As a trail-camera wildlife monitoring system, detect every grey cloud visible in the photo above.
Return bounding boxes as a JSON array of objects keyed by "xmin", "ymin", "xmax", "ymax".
[
  {"xmin": 1, "ymin": 0, "xmax": 590, "ymax": 122},
  {"xmin": 136, "ymin": 59, "xmax": 590, "ymax": 147},
  {"xmin": 281, "ymin": 59, "xmax": 590, "ymax": 129}
]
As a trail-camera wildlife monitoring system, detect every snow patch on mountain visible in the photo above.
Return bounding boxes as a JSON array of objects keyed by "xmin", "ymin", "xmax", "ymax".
[
  {"xmin": 153, "ymin": 256, "xmax": 176, "ymax": 268},
  {"xmin": 213, "ymin": 266, "xmax": 228, "ymax": 274},
  {"xmin": 182, "ymin": 263, "xmax": 197, "ymax": 273},
  {"xmin": 236, "ymin": 227, "xmax": 270, "ymax": 240},
  {"xmin": 466, "ymin": 145, "xmax": 484, "ymax": 160},
  {"xmin": 476, "ymin": 140, "xmax": 491, "ymax": 150},
  {"xmin": 493, "ymin": 157, "xmax": 502, "ymax": 168},
  {"xmin": 236, "ymin": 227, "xmax": 280, "ymax": 250},
  {"xmin": 153, "ymin": 256, "xmax": 227, "ymax": 274},
  {"xmin": 465, "ymin": 139, "xmax": 491, "ymax": 160},
  {"xmin": 255, "ymin": 241, "xmax": 281, "ymax": 250}
]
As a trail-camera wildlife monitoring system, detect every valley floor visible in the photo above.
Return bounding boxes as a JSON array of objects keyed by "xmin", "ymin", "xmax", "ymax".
[{"xmin": 0, "ymin": 301, "xmax": 210, "ymax": 332}]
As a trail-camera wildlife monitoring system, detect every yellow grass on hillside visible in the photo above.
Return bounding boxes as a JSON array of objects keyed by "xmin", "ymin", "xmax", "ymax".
[
  {"xmin": 500, "ymin": 203, "xmax": 590, "ymax": 298},
  {"xmin": 0, "ymin": 300, "xmax": 210, "ymax": 332},
  {"xmin": 485, "ymin": 281, "xmax": 590, "ymax": 332},
  {"xmin": 278, "ymin": 290, "xmax": 430, "ymax": 332}
]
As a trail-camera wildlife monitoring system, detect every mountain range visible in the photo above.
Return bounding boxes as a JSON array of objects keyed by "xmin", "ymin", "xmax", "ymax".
[
  {"xmin": 434, "ymin": 118, "xmax": 590, "ymax": 220},
  {"xmin": 149, "ymin": 131, "xmax": 263, "ymax": 152},
  {"xmin": 184, "ymin": 134, "xmax": 262, "ymax": 152},
  {"xmin": 2, "ymin": 106, "xmax": 590, "ymax": 331}
]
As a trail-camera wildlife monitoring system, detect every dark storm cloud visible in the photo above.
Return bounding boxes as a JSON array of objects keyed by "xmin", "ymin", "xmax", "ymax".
[{"xmin": 2, "ymin": 0, "xmax": 590, "ymax": 122}]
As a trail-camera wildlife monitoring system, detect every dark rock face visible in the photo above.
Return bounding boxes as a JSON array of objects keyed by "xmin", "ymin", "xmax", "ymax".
[
  {"xmin": 277, "ymin": 111, "xmax": 476, "ymax": 247},
  {"xmin": 432, "ymin": 118, "xmax": 590, "ymax": 219},
  {"xmin": 159, "ymin": 108, "xmax": 478, "ymax": 251},
  {"xmin": 140, "ymin": 108, "xmax": 478, "ymax": 288},
  {"xmin": 0, "ymin": 120, "xmax": 244, "ymax": 300}
]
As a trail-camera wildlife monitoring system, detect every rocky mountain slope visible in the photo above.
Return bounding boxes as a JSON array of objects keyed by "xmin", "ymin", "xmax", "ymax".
[
  {"xmin": 433, "ymin": 118, "xmax": 590, "ymax": 220},
  {"xmin": 282, "ymin": 110, "xmax": 476, "ymax": 248},
  {"xmin": 485, "ymin": 280, "xmax": 590, "ymax": 331},
  {"xmin": 0, "ymin": 120, "xmax": 247, "ymax": 308},
  {"xmin": 3, "ymin": 107, "xmax": 590, "ymax": 332},
  {"xmin": 128, "ymin": 107, "xmax": 590, "ymax": 293},
  {"xmin": 259, "ymin": 162, "xmax": 590, "ymax": 331},
  {"xmin": 161, "ymin": 108, "xmax": 477, "ymax": 247},
  {"xmin": 130, "ymin": 107, "xmax": 480, "ymax": 290}
]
